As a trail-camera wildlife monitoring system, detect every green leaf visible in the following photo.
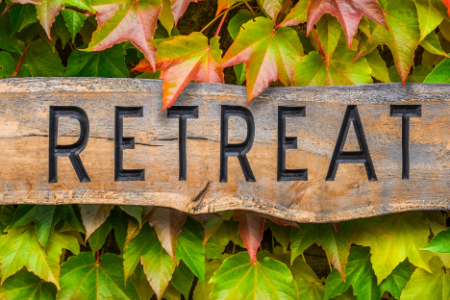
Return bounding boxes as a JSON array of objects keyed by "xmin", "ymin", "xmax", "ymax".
[
  {"xmin": 355, "ymin": 0, "xmax": 420, "ymax": 84},
  {"xmin": 171, "ymin": 260, "xmax": 194, "ymax": 299},
  {"xmin": 61, "ymin": 9, "xmax": 87, "ymax": 41},
  {"xmin": 17, "ymin": 39, "xmax": 64, "ymax": 77},
  {"xmin": 277, "ymin": 0, "xmax": 308, "ymax": 27},
  {"xmin": 193, "ymin": 260, "xmax": 223, "ymax": 300},
  {"xmin": 424, "ymin": 58, "xmax": 450, "ymax": 84},
  {"xmin": 58, "ymin": 253, "xmax": 139, "ymax": 300},
  {"xmin": 412, "ymin": 0, "xmax": 447, "ymax": 41},
  {"xmin": 228, "ymin": 9, "xmax": 254, "ymax": 40},
  {"xmin": 352, "ymin": 212, "xmax": 430, "ymax": 284},
  {"xmin": 316, "ymin": 14, "xmax": 342, "ymax": 66},
  {"xmin": 159, "ymin": 0, "xmax": 174, "ymax": 35},
  {"xmin": 0, "ymin": 51, "xmax": 16, "ymax": 78},
  {"xmin": 365, "ymin": 49, "xmax": 390, "ymax": 82},
  {"xmin": 9, "ymin": 4, "xmax": 38, "ymax": 35},
  {"xmin": 420, "ymin": 31, "xmax": 449, "ymax": 57},
  {"xmin": 64, "ymin": 0, "xmax": 94, "ymax": 12},
  {"xmin": 10, "ymin": 204, "xmax": 83, "ymax": 249},
  {"xmin": 324, "ymin": 247, "xmax": 380, "ymax": 300},
  {"xmin": 80, "ymin": 204, "xmax": 114, "ymax": 240},
  {"xmin": 0, "ymin": 205, "xmax": 15, "ymax": 232},
  {"xmin": 0, "ymin": 269, "xmax": 57, "ymax": 300},
  {"xmin": 423, "ymin": 226, "xmax": 450, "ymax": 253},
  {"xmin": 400, "ymin": 256, "xmax": 450, "ymax": 300},
  {"xmin": 119, "ymin": 206, "xmax": 143, "ymax": 226},
  {"xmin": 293, "ymin": 47, "xmax": 372, "ymax": 86},
  {"xmin": 123, "ymin": 223, "xmax": 175, "ymax": 299},
  {"xmin": 234, "ymin": 63, "xmax": 246, "ymax": 85},
  {"xmin": 66, "ymin": 45, "xmax": 129, "ymax": 78},
  {"xmin": 268, "ymin": 220, "xmax": 291, "ymax": 252},
  {"xmin": 54, "ymin": 14, "xmax": 71, "ymax": 47},
  {"xmin": 389, "ymin": 65, "xmax": 433, "ymax": 83},
  {"xmin": 110, "ymin": 207, "xmax": 128, "ymax": 253},
  {"xmin": 35, "ymin": 0, "xmax": 64, "ymax": 39},
  {"xmin": 0, "ymin": 225, "xmax": 60, "ymax": 287},
  {"xmin": 176, "ymin": 217, "xmax": 205, "ymax": 283},
  {"xmin": 205, "ymin": 219, "xmax": 244, "ymax": 259},
  {"xmin": 0, "ymin": 14, "xmax": 21, "ymax": 53},
  {"xmin": 210, "ymin": 251, "xmax": 298, "ymax": 300},
  {"xmin": 379, "ymin": 259, "xmax": 412, "ymax": 299},
  {"xmin": 87, "ymin": 216, "xmax": 113, "ymax": 253},
  {"xmin": 131, "ymin": 263, "xmax": 155, "ymax": 300}
]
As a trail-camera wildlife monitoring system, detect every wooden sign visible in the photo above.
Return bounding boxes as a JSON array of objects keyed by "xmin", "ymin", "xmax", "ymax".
[{"xmin": 1, "ymin": 78, "xmax": 449, "ymax": 222}]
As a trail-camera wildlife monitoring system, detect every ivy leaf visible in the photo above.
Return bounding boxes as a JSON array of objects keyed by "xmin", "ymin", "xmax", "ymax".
[
  {"xmin": 293, "ymin": 47, "xmax": 372, "ymax": 86},
  {"xmin": 17, "ymin": 39, "xmax": 64, "ymax": 77},
  {"xmin": 315, "ymin": 14, "xmax": 342, "ymax": 66},
  {"xmin": 324, "ymin": 247, "xmax": 380, "ymax": 300},
  {"xmin": 221, "ymin": 16, "xmax": 303, "ymax": 104},
  {"xmin": 267, "ymin": 220, "xmax": 291, "ymax": 252},
  {"xmin": 379, "ymin": 259, "xmax": 412, "ymax": 299},
  {"xmin": 58, "ymin": 253, "xmax": 139, "ymax": 300},
  {"xmin": 424, "ymin": 58, "xmax": 450, "ymax": 84},
  {"xmin": 210, "ymin": 251, "xmax": 298, "ymax": 300},
  {"xmin": 9, "ymin": 4, "xmax": 39, "ymax": 35},
  {"xmin": 35, "ymin": 0, "xmax": 64, "ymax": 39},
  {"xmin": 277, "ymin": 0, "xmax": 308, "ymax": 27},
  {"xmin": 85, "ymin": 0, "xmax": 162, "ymax": 71},
  {"xmin": 422, "ymin": 226, "xmax": 450, "ymax": 253},
  {"xmin": 132, "ymin": 263, "xmax": 155, "ymax": 300},
  {"xmin": 307, "ymin": 0, "xmax": 386, "ymax": 47},
  {"xmin": 171, "ymin": 261, "xmax": 194, "ymax": 299},
  {"xmin": 400, "ymin": 256, "xmax": 450, "ymax": 300},
  {"xmin": 61, "ymin": 9, "xmax": 87, "ymax": 41},
  {"xmin": 0, "ymin": 225, "xmax": 59, "ymax": 287},
  {"xmin": 216, "ymin": 0, "xmax": 242, "ymax": 17},
  {"xmin": 123, "ymin": 223, "xmax": 175, "ymax": 300},
  {"xmin": 234, "ymin": 211, "xmax": 265, "ymax": 265},
  {"xmin": 0, "ymin": 269, "xmax": 57, "ymax": 300},
  {"xmin": 87, "ymin": 216, "xmax": 112, "ymax": 253},
  {"xmin": 155, "ymin": 33, "xmax": 224, "ymax": 110},
  {"xmin": 420, "ymin": 31, "xmax": 449, "ymax": 57},
  {"xmin": 80, "ymin": 204, "xmax": 114, "ymax": 241},
  {"xmin": 203, "ymin": 217, "xmax": 225, "ymax": 246},
  {"xmin": 290, "ymin": 223, "xmax": 317, "ymax": 264},
  {"xmin": 444, "ymin": 0, "xmax": 450, "ymax": 17},
  {"xmin": 364, "ymin": 49, "xmax": 390, "ymax": 82},
  {"xmin": 64, "ymin": 0, "xmax": 94, "ymax": 12},
  {"xmin": 66, "ymin": 44, "xmax": 129, "ymax": 77},
  {"xmin": 120, "ymin": 206, "xmax": 143, "ymax": 226},
  {"xmin": 193, "ymin": 260, "xmax": 223, "ymax": 300},
  {"xmin": 10, "ymin": 204, "xmax": 84, "ymax": 249},
  {"xmin": 257, "ymin": 0, "xmax": 283, "ymax": 21},
  {"xmin": 170, "ymin": 0, "xmax": 202, "ymax": 25},
  {"xmin": 176, "ymin": 217, "xmax": 205, "ymax": 283},
  {"xmin": 412, "ymin": 0, "xmax": 447, "ymax": 41},
  {"xmin": 352, "ymin": 212, "xmax": 430, "ymax": 284},
  {"xmin": 205, "ymin": 219, "xmax": 244, "ymax": 259},
  {"xmin": 389, "ymin": 65, "xmax": 432, "ymax": 83},
  {"xmin": 147, "ymin": 207, "xmax": 187, "ymax": 262},
  {"xmin": 228, "ymin": 8, "xmax": 254, "ymax": 39},
  {"xmin": 125, "ymin": 218, "xmax": 141, "ymax": 249},
  {"xmin": 0, "ymin": 14, "xmax": 22, "ymax": 53},
  {"xmin": 355, "ymin": 0, "xmax": 420, "ymax": 85},
  {"xmin": 0, "ymin": 205, "xmax": 15, "ymax": 232}
]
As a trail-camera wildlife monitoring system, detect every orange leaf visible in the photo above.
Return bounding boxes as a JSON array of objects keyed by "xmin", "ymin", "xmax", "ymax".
[
  {"xmin": 171, "ymin": 0, "xmax": 204, "ymax": 25},
  {"xmin": 444, "ymin": 0, "xmax": 450, "ymax": 17},
  {"xmin": 234, "ymin": 211, "xmax": 265, "ymax": 265},
  {"xmin": 155, "ymin": 32, "xmax": 224, "ymax": 110}
]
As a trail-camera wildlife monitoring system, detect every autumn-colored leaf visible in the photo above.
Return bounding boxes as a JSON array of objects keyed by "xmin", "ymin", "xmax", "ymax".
[
  {"xmin": 80, "ymin": 204, "xmax": 113, "ymax": 241},
  {"xmin": 355, "ymin": 0, "xmax": 420, "ymax": 85},
  {"xmin": 277, "ymin": 0, "xmax": 308, "ymax": 27},
  {"xmin": 170, "ymin": 0, "xmax": 203, "ymax": 25},
  {"xmin": 216, "ymin": 0, "xmax": 242, "ymax": 17},
  {"xmin": 444, "ymin": 0, "xmax": 450, "ymax": 17},
  {"xmin": 35, "ymin": 0, "xmax": 63, "ymax": 39},
  {"xmin": 221, "ymin": 16, "xmax": 303, "ymax": 104},
  {"xmin": 307, "ymin": 0, "xmax": 386, "ymax": 48},
  {"xmin": 258, "ymin": 0, "xmax": 283, "ymax": 21},
  {"xmin": 234, "ymin": 211, "xmax": 265, "ymax": 264},
  {"xmin": 147, "ymin": 207, "xmax": 187, "ymax": 262},
  {"xmin": 85, "ymin": 0, "xmax": 162, "ymax": 71},
  {"xmin": 155, "ymin": 32, "xmax": 224, "ymax": 110}
]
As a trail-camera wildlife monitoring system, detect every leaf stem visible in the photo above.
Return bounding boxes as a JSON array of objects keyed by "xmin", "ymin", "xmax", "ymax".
[
  {"xmin": 215, "ymin": 7, "xmax": 230, "ymax": 37},
  {"xmin": 13, "ymin": 42, "xmax": 31, "ymax": 77},
  {"xmin": 200, "ymin": 2, "xmax": 245, "ymax": 33},
  {"xmin": 244, "ymin": 0, "xmax": 255, "ymax": 15},
  {"xmin": 276, "ymin": 0, "xmax": 291, "ymax": 26},
  {"xmin": 96, "ymin": 250, "xmax": 100, "ymax": 264}
]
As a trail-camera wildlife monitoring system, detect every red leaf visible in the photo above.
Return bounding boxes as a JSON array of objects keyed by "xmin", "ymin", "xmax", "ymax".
[
  {"xmin": 155, "ymin": 33, "xmax": 224, "ymax": 110},
  {"xmin": 269, "ymin": 218, "xmax": 300, "ymax": 229},
  {"xmin": 86, "ymin": 0, "xmax": 162, "ymax": 71},
  {"xmin": 444, "ymin": 0, "xmax": 450, "ymax": 17},
  {"xmin": 234, "ymin": 212, "xmax": 265, "ymax": 265},
  {"xmin": 147, "ymin": 207, "xmax": 187, "ymax": 262},
  {"xmin": 307, "ymin": 0, "xmax": 387, "ymax": 47}
]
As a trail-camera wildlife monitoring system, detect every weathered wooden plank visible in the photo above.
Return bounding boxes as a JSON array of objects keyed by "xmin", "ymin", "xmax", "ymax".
[{"xmin": 1, "ymin": 78, "xmax": 450, "ymax": 222}]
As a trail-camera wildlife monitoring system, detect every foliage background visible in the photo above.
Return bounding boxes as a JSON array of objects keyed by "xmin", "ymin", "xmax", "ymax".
[{"xmin": 1, "ymin": 0, "xmax": 450, "ymax": 299}]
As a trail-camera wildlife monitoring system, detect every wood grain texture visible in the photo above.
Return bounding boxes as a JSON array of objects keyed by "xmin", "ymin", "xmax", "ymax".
[{"xmin": 1, "ymin": 78, "xmax": 450, "ymax": 222}]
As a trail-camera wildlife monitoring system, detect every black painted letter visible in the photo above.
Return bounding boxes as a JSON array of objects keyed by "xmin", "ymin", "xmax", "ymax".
[
  {"xmin": 49, "ymin": 106, "xmax": 90, "ymax": 183},
  {"xmin": 390, "ymin": 105, "xmax": 421, "ymax": 179},
  {"xmin": 278, "ymin": 106, "xmax": 308, "ymax": 181},
  {"xmin": 220, "ymin": 105, "xmax": 256, "ymax": 182},
  {"xmin": 167, "ymin": 106, "xmax": 199, "ymax": 181},
  {"xmin": 326, "ymin": 105, "xmax": 377, "ymax": 181},
  {"xmin": 115, "ymin": 107, "xmax": 145, "ymax": 181}
]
